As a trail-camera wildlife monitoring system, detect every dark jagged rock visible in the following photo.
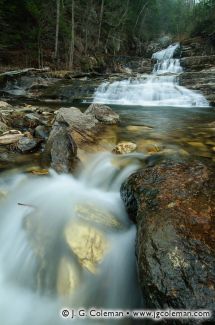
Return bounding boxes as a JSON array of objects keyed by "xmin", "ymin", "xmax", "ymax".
[{"xmin": 121, "ymin": 160, "xmax": 215, "ymax": 324}]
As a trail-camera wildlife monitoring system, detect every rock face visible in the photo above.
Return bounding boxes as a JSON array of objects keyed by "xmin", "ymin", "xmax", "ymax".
[
  {"xmin": 180, "ymin": 55, "xmax": 215, "ymax": 72},
  {"xmin": 121, "ymin": 160, "xmax": 215, "ymax": 323},
  {"xmin": 179, "ymin": 69, "xmax": 215, "ymax": 106},
  {"xmin": 179, "ymin": 41, "xmax": 215, "ymax": 106}
]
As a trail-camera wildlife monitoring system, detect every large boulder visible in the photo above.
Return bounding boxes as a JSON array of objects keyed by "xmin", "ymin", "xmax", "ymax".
[
  {"xmin": 45, "ymin": 106, "xmax": 118, "ymax": 172},
  {"xmin": 85, "ymin": 103, "xmax": 119, "ymax": 125},
  {"xmin": 121, "ymin": 160, "xmax": 215, "ymax": 323},
  {"xmin": 45, "ymin": 117, "xmax": 77, "ymax": 173}
]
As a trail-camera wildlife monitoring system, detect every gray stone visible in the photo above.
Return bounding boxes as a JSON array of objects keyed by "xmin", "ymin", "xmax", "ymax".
[
  {"xmin": 85, "ymin": 104, "xmax": 119, "ymax": 125},
  {"xmin": 35, "ymin": 125, "xmax": 49, "ymax": 139},
  {"xmin": 17, "ymin": 137, "xmax": 38, "ymax": 152}
]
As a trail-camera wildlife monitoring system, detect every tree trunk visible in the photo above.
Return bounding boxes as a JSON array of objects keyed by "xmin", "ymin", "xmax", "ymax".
[
  {"xmin": 84, "ymin": 0, "xmax": 93, "ymax": 54},
  {"xmin": 68, "ymin": 0, "xmax": 75, "ymax": 70},
  {"xmin": 54, "ymin": 0, "xmax": 60, "ymax": 59},
  {"xmin": 134, "ymin": 0, "xmax": 149, "ymax": 32},
  {"xmin": 97, "ymin": 0, "xmax": 104, "ymax": 47}
]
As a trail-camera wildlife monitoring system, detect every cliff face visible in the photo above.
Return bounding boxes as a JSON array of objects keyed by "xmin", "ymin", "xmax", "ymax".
[{"xmin": 179, "ymin": 38, "xmax": 215, "ymax": 106}]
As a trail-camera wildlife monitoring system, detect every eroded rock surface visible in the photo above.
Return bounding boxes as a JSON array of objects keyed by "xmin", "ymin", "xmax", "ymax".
[{"xmin": 121, "ymin": 160, "xmax": 215, "ymax": 323}]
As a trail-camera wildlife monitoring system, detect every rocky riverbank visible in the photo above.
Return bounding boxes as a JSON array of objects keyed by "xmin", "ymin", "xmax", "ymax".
[{"xmin": 0, "ymin": 100, "xmax": 119, "ymax": 172}]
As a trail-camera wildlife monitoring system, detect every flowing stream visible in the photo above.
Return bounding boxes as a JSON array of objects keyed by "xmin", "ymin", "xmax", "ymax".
[
  {"xmin": 0, "ymin": 44, "xmax": 213, "ymax": 325},
  {"xmin": 93, "ymin": 43, "xmax": 209, "ymax": 107},
  {"xmin": 0, "ymin": 153, "xmax": 143, "ymax": 325}
]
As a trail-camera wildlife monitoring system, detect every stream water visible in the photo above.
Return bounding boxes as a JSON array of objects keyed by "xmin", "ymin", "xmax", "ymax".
[
  {"xmin": 0, "ymin": 153, "xmax": 143, "ymax": 325},
  {"xmin": 93, "ymin": 43, "xmax": 209, "ymax": 107},
  {"xmin": 0, "ymin": 44, "xmax": 214, "ymax": 325}
]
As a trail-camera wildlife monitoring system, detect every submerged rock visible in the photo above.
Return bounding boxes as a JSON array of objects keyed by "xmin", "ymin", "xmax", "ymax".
[
  {"xmin": 113, "ymin": 142, "xmax": 137, "ymax": 154},
  {"xmin": 65, "ymin": 219, "xmax": 108, "ymax": 274},
  {"xmin": 57, "ymin": 256, "xmax": 80, "ymax": 296},
  {"xmin": 121, "ymin": 160, "xmax": 215, "ymax": 322},
  {"xmin": 85, "ymin": 103, "xmax": 119, "ymax": 125}
]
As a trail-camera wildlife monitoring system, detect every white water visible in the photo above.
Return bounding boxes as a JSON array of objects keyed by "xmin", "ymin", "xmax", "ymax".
[
  {"xmin": 0, "ymin": 152, "xmax": 143, "ymax": 325},
  {"xmin": 93, "ymin": 43, "xmax": 209, "ymax": 107}
]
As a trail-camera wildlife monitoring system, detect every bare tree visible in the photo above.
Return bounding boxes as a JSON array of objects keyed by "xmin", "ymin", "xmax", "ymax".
[
  {"xmin": 54, "ymin": 0, "xmax": 60, "ymax": 59},
  {"xmin": 68, "ymin": 0, "xmax": 75, "ymax": 70},
  {"xmin": 97, "ymin": 0, "xmax": 105, "ymax": 47},
  {"xmin": 133, "ymin": 0, "xmax": 150, "ymax": 32}
]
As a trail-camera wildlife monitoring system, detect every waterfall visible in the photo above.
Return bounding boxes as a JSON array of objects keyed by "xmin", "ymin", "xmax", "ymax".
[
  {"xmin": 0, "ymin": 152, "xmax": 143, "ymax": 325},
  {"xmin": 93, "ymin": 43, "xmax": 209, "ymax": 107}
]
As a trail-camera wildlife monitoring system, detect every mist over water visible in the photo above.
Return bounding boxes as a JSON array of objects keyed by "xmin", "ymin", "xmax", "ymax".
[
  {"xmin": 0, "ymin": 153, "xmax": 143, "ymax": 325},
  {"xmin": 93, "ymin": 43, "xmax": 209, "ymax": 107}
]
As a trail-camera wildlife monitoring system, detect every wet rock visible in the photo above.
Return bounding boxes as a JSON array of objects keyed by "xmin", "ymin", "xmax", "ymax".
[
  {"xmin": 208, "ymin": 121, "xmax": 215, "ymax": 128},
  {"xmin": 45, "ymin": 120, "xmax": 77, "ymax": 173},
  {"xmin": 121, "ymin": 160, "xmax": 215, "ymax": 322},
  {"xmin": 17, "ymin": 137, "xmax": 38, "ymax": 153},
  {"xmin": 74, "ymin": 203, "xmax": 121, "ymax": 230},
  {"xmin": 24, "ymin": 113, "xmax": 46, "ymax": 127},
  {"xmin": 85, "ymin": 103, "xmax": 119, "ymax": 125},
  {"xmin": 57, "ymin": 256, "xmax": 80, "ymax": 296},
  {"xmin": 137, "ymin": 139, "xmax": 163, "ymax": 153},
  {"xmin": 34, "ymin": 125, "xmax": 49, "ymax": 140},
  {"xmin": 45, "ymin": 106, "xmax": 118, "ymax": 172},
  {"xmin": 65, "ymin": 219, "xmax": 108, "ymax": 274},
  {"xmin": 113, "ymin": 142, "xmax": 137, "ymax": 154}
]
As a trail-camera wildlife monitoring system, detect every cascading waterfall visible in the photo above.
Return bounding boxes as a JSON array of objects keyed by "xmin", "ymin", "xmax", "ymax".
[
  {"xmin": 0, "ymin": 152, "xmax": 143, "ymax": 325},
  {"xmin": 93, "ymin": 43, "xmax": 209, "ymax": 107}
]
